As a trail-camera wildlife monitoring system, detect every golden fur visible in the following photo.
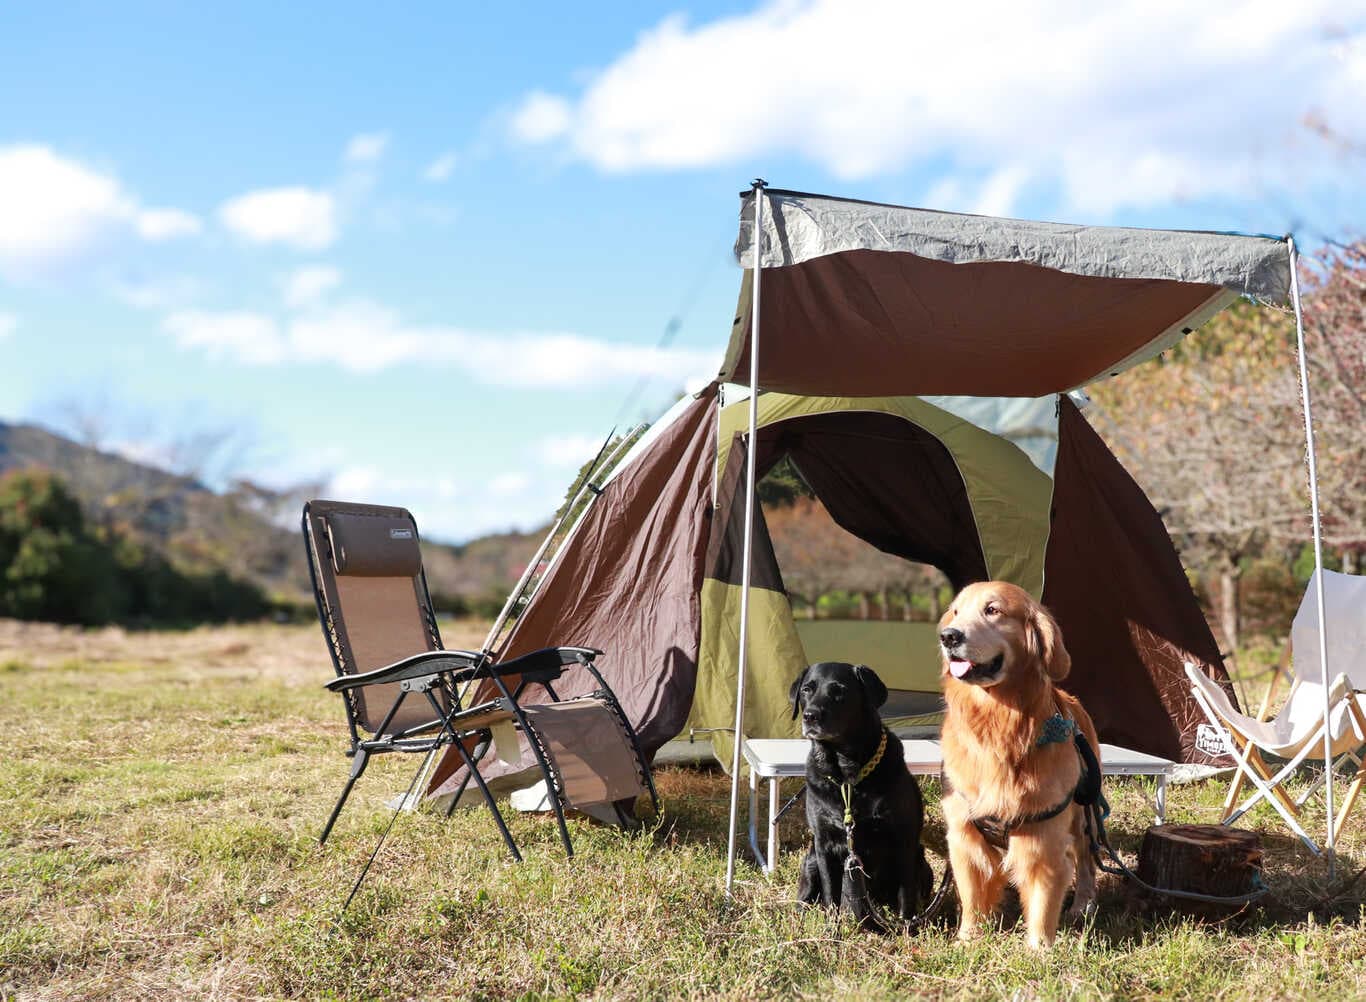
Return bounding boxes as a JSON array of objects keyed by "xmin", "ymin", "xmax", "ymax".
[{"xmin": 938, "ymin": 581, "xmax": 1101, "ymax": 949}]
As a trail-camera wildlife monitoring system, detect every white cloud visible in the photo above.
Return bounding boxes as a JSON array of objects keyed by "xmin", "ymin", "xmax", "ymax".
[
  {"xmin": 0, "ymin": 313, "xmax": 16, "ymax": 340},
  {"xmin": 0, "ymin": 145, "xmax": 132, "ymax": 277},
  {"xmin": 164, "ymin": 310, "xmax": 286, "ymax": 365},
  {"xmin": 163, "ymin": 298, "xmax": 718, "ymax": 387},
  {"xmin": 0, "ymin": 145, "xmax": 202, "ymax": 280},
  {"xmin": 281, "ymin": 265, "xmax": 342, "ymax": 308},
  {"xmin": 423, "ymin": 151, "xmax": 459, "ymax": 182},
  {"xmin": 344, "ymin": 132, "xmax": 390, "ymax": 163},
  {"xmin": 135, "ymin": 207, "xmax": 202, "ymax": 241},
  {"xmin": 508, "ymin": 1, "xmax": 1365, "ymax": 216},
  {"xmin": 511, "ymin": 91, "xmax": 573, "ymax": 143},
  {"xmin": 219, "ymin": 186, "xmax": 337, "ymax": 250}
]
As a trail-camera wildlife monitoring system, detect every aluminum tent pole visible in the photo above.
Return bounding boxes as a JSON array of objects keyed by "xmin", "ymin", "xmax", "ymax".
[
  {"xmin": 1289, "ymin": 235, "xmax": 1335, "ymax": 870},
  {"xmin": 725, "ymin": 180, "xmax": 766, "ymax": 895}
]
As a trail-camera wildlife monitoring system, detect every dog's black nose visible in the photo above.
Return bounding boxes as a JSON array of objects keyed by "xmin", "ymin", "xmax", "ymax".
[
  {"xmin": 802, "ymin": 709, "xmax": 817, "ymax": 723},
  {"xmin": 940, "ymin": 627, "xmax": 965, "ymax": 648}
]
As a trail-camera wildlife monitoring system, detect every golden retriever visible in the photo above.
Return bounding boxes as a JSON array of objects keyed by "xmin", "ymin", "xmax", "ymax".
[{"xmin": 937, "ymin": 581, "xmax": 1100, "ymax": 949}]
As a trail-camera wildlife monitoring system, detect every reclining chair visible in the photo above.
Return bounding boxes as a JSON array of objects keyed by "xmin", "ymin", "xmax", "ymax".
[{"xmin": 302, "ymin": 499, "xmax": 657, "ymax": 858}]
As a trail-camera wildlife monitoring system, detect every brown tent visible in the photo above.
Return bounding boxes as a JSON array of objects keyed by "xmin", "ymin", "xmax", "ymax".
[{"xmin": 431, "ymin": 189, "xmax": 1298, "ymax": 812}]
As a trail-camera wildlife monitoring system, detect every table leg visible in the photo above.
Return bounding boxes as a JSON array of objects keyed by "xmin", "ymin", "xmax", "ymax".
[
  {"xmin": 767, "ymin": 777, "xmax": 780, "ymax": 874},
  {"xmin": 1155, "ymin": 774, "xmax": 1167, "ymax": 825},
  {"xmin": 748, "ymin": 768, "xmax": 766, "ymax": 870}
]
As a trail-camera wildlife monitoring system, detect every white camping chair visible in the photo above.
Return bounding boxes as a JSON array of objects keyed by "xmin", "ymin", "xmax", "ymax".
[
  {"xmin": 1193, "ymin": 570, "xmax": 1366, "ymax": 850},
  {"xmin": 1186, "ymin": 663, "xmax": 1366, "ymax": 852}
]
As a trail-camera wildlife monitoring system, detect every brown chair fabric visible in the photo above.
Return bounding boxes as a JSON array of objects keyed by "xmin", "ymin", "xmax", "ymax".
[
  {"xmin": 305, "ymin": 500, "xmax": 443, "ymax": 736},
  {"xmin": 334, "ymin": 575, "xmax": 440, "ymax": 735},
  {"xmin": 522, "ymin": 700, "xmax": 647, "ymax": 807}
]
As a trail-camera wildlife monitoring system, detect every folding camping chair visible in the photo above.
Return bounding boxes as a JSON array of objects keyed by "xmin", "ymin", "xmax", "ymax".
[
  {"xmin": 1185, "ymin": 662, "xmax": 1366, "ymax": 852},
  {"xmin": 302, "ymin": 499, "xmax": 657, "ymax": 858}
]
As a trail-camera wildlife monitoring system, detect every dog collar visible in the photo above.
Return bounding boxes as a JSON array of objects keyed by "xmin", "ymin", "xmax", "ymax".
[{"xmin": 832, "ymin": 729, "xmax": 888, "ymax": 830}]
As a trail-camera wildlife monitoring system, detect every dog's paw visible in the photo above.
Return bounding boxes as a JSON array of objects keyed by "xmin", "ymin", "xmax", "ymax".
[{"xmin": 1025, "ymin": 929, "xmax": 1059, "ymax": 951}]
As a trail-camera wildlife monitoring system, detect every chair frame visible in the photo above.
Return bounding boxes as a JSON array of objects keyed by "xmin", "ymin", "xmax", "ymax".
[{"xmin": 303, "ymin": 500, "xmax": 659, "ymax": 858}]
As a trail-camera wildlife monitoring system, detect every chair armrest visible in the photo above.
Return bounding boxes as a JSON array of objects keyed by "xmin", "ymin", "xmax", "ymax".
[
  {"xmin": 325, "ymin": 650, "xmax": 482, "ymax": 692},
  {"xmin": 465, "ymin": 646, "xmax": 606, "ymax": 684}
]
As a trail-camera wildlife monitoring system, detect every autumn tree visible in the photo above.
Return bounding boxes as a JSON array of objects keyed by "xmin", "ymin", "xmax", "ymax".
[
  {"xmin": 1089, "ymin": 238, "xmax": 1366, "ymax": 653},
  {"xmin": 1300, "ymin": 239, "xmax": 1366, "ymax": 568}
]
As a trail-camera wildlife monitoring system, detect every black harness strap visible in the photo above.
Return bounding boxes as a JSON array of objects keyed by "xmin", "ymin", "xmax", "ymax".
[
  {"xmin": 970, "ymin": 791, "xmax": 1075, "ymax": 850},
  {"xmin": 965, "ymin": 712, "xmax": 1100, "ymax": 850}
]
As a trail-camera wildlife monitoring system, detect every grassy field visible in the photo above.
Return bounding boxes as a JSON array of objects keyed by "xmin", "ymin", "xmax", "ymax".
[{"xmin": 3, "ymin": 619, "xmax": 1365, "ymax": 1000}]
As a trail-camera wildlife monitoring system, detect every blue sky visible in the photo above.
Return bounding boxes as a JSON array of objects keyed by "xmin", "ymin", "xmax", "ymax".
[{"xmin": 2, "ymin": 1, "xmax": 1363, "ymax": 541}]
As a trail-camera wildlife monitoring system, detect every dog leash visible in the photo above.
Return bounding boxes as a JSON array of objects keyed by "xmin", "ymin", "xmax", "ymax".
[{"xmin": 828, "ymin": 730, "xmax": 957, "ymax": 931}]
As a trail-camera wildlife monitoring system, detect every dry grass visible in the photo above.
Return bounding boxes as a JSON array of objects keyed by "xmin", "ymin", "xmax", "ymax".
[{"xmin": 2, "ymin": 620, "xmax": 1365, "ymax": 1000}]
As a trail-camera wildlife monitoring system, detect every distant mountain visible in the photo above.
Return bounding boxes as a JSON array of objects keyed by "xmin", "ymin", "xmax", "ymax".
[{"xmin": 0, "ymin": 420, "xmax": 543, "ymax": 608}]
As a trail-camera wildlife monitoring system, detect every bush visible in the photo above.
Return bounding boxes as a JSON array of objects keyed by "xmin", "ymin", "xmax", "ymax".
[
  {"xmin": 0, "ymin": 468, "xmax": 270, "ymax": 626},
  {"xmin": 0, "ymin": 470, "xmax": 121, "ymax": 624}
]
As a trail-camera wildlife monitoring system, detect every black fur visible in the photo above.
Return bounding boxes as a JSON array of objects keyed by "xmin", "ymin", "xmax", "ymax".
[{"xmin": 790, "ymin": 661, "xmax": 933, "ymax": 931}]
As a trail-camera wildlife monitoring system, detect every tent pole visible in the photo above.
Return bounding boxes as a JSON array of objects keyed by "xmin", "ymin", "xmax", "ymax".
[
  {"xmin": 1289, "ymin": 235, "xmax": 1335, "ymax": 872},
  {"xmin": 725, "ymin": 180, "xmax": 766, "ymax": 895}
]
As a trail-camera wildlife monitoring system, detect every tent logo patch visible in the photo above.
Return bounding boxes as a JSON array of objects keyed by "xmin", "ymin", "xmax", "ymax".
[{"xmin": 1196, "ymin": 722, "xmax": 1234, "ymax": 758}]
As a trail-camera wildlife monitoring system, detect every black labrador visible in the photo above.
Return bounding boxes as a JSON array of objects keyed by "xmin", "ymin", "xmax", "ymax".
[{"xmin": 790, "ymin": 661, "xmax": 932, "ymax": 931}]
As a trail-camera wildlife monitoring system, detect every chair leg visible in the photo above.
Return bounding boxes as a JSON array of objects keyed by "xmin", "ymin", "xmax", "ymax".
[
  {"xmin": 1247, "ymin": 748, "xmax": 1303, "ymax": 818},
  {"xmin": 1333, "ymin": 763, "xmax": 1366, "ymax": 844},
  {"xmin": 320, "ymin": 748, "xmax": 371, "ymax": 845},
  {"xmin": 452, "ymin": 735, "xmax": 523, "ymax": 863},
  {"xmin": 1221, "ymin": 740, "xmax": 1254, "ymax": 821},
  {"xmin": 443, "ymin": 735, "xmax": 490, "ymax": 818}
]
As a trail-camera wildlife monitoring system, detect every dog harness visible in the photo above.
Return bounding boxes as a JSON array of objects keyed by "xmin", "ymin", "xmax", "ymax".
[{"xmin": 960, "ymin": 707, "xmax": 1102, "ymax": 850}]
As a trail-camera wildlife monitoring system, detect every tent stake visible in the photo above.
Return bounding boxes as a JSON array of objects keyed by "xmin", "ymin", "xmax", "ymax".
[
  {"xmin": 725, "ymin": 180, "xmax": 766, "ymax": 895},
  {"xmin": 1289, "ymin": 235, "xmax": 1335, "ymax": 873}
]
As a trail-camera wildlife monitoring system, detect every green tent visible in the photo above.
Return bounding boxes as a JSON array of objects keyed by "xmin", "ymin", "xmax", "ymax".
[{"xmin": 692, "ymin": 391, "xmax": 1054, "ymax": 753}]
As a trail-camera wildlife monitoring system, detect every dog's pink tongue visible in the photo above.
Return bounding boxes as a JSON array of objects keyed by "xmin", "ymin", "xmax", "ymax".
[{"xmin": 949, "ymin": 658, "xmax": 974, "ymax": 679}]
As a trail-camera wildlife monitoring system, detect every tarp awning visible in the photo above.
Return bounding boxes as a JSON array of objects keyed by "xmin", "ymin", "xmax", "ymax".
[{"xmin": 721, "ymin": 189, "xmax": 1291, "ymax": 397}]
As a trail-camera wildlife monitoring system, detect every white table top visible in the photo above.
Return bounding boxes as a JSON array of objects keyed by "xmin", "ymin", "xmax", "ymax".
[{"xmin": 742, "ymin": 737, "xmax": 1174, "ymax": 778}]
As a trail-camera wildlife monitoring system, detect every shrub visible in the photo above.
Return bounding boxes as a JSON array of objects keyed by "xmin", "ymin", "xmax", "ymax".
[{"xmin": 0, "ymin": 468, "xmax": 270, "ymax": 626}]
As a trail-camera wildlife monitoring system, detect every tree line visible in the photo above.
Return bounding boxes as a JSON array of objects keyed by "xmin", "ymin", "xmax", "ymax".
[{"xmin": 0, "ymin": 469, "xmax": 271, "ymax": 626}]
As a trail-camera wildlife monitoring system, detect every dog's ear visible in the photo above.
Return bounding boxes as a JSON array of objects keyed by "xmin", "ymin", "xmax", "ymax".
[
  {"xmin": 1029, "ymin": 602, "xmax": 1071, "ymax": 681},
  {"xmin": 789, "ymin": 666, "xmax": 810, "ymax": 720},
  {"xmin": 853, "ymin": 664, "xmax": 888, "ymax": 709}
]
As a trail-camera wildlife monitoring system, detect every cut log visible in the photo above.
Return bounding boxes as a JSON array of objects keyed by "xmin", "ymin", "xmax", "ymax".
[{"xmin": 1137, "ymin": 824, "xmax": 1262, "ymax": 903}]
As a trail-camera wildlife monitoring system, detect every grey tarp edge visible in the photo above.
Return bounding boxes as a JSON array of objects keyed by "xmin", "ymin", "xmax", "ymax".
[{"xmin": 734, "ymin": 189, "xmax": 1291, "ymax": 303}]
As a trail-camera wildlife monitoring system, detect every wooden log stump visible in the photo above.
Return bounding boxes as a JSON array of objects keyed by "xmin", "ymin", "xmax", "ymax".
[{"xmin": 1137, "ymin": 824, "xmax": 1263, "ymax": 905}]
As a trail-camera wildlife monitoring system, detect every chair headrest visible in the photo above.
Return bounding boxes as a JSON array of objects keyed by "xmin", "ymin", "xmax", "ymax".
[{"xmin": 325, "ymin": 510, "xmax": 422, "ymax": 577}]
